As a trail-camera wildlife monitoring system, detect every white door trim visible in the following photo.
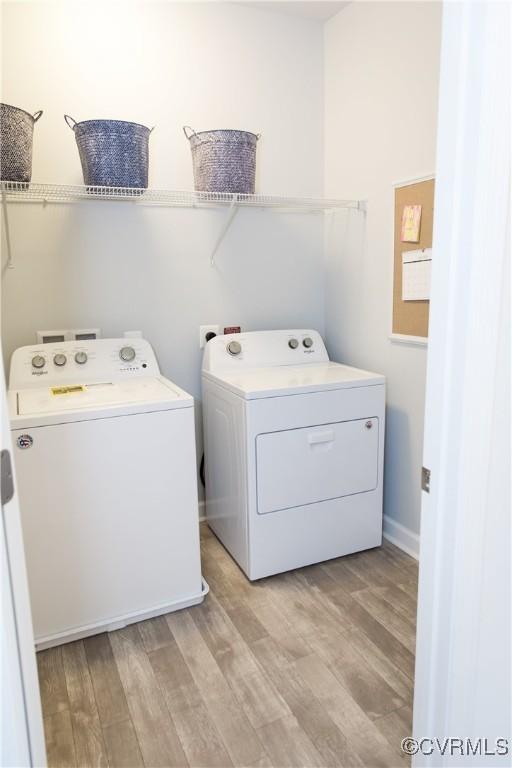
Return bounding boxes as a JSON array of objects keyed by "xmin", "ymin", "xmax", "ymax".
[
  {"xmin": 1, "ymin": 347, "xmax": 47, "ymax": 767},
  {"xmin": 413, "ymin": 2, "xmax": 510, "ymax": 764}
]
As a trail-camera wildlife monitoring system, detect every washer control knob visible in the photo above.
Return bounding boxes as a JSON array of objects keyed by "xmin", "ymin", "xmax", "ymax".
[
  {"xmin": 120, "ymin": 346, "xmax": 136, "ymax": 363},
  {"xmin": 31, "ymin": 355, "xmax": 46, "ymax": 369},
  {"xmin": 53, "ymin": 353, "xmax": 67, "ymax": 367},
  {"xmin": 288, "ymin": 338, "xmax": 299, "ymax": 349},
  {"xmin": 303, "ymin": 337, "xmax": 314, "ymax": 348},
  {"xmin": 74, "ymin": 351, "xmax": 88, "ymax": 365},
  {"xmin": 227, "ymin": 340, "xmax": 242, "ymax": 356}
]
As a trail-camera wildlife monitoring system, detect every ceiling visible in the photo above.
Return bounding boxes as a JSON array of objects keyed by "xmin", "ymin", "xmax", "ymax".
[{"xmin": 242, "ymin": 2, "xmax": 350, "ymax": 21}]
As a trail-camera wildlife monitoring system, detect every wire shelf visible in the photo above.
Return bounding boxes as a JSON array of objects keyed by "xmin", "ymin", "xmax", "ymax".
[
  {"xmin": 0, "ymin": 181, "xmax": 364, "ymax": 212},
  {"xmin": 0, "ymin": 181, "xmax": 366, "ymax": 269}
]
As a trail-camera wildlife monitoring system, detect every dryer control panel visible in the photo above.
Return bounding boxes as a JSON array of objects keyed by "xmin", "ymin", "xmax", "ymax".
[
  {"xmin": 9, "ymin": 338, "xmax": 161, "ymax": 389},
  {"xmin": 202, "ymin": 329, "xmax": 329, "ymax": 373}
]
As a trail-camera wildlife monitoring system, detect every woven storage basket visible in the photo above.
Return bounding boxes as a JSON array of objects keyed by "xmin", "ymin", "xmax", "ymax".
[
  {"xmin": 65, "ymin": 115, "xmax": 152, "ymax": 189},
  {"xmin": 184, "ymin": 127, "xmax": 259, "ymax": 194},
  {"xmin": 0, "ymin": 104, "xmax": 43, "ymax": 183}
]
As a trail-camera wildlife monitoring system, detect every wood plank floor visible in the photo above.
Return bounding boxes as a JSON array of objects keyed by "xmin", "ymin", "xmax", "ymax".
[{"xmin": 38, "ymin": 524, "xmax": 418, "ymax": 768}]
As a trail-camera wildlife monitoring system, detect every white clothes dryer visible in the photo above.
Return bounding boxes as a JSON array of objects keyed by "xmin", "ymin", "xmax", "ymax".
[{"xmin": 202, "ymin": 329, "xmax": 385, "ymax": 580}]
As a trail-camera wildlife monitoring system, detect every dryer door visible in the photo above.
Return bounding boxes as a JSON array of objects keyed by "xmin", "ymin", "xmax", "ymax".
[{"xmin": 256, "ymin": 417, "xmax": 379, "ymax": 515}]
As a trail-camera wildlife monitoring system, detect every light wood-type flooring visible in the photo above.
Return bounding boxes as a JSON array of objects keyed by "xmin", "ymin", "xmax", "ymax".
[{"xmin": 37, "ymin": 523, "xmax": 418, "ymax": 768}]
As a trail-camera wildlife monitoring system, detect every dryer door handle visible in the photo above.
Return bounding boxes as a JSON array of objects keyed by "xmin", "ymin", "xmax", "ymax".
[{"xmin": 308, "ymin": 430, "xmax": 335, "ymax": 446}]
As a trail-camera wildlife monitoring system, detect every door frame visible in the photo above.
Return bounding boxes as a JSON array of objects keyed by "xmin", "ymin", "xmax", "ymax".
[
  {"xmin": 413, "ymin": 1, "xmax": 510, "ymax": 763},
  {"xmin": 1, "ymin": 347, "xmax": 47, "ymax": 767}
]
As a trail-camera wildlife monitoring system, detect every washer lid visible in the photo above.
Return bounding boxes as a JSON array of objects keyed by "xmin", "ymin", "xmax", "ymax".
[
  {"xmin": 14, "ymin": 377, "xmax": 192, "ymax": 419},
  {"xmin": 202, "ymin": 362, "xmax": 385, "ymax": 399}
]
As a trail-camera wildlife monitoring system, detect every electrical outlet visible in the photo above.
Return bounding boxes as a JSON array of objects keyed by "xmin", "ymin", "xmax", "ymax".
[{"xmin": 199, "ymin": 325, "xmax": 221, "ymax": 349}]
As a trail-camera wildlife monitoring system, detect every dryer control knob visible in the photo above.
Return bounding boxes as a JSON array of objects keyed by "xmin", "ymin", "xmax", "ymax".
[
  {"xmin": 303, "ymin": 337, "xmax": 314, "ymax": 348},
  {"xmin": 54, "ymin": 353, "xmax": 67, "ymax": 367},
  {"xmin": 31, "ymin": 355, "xmax": 46, "ymax": 369},
  {"xmin": 227, "ymin": 340, "xmax": 242, "ymax": 356},
  {"xmin": 120, "ymin": 346, "xmax": 136, "ymax": 362},
  {"xmin": 288, "ymin": 338, "xmax": 299, "ymax": 349},
  {"xmin": 74, "ymin": 351, "xmax": 88, "ymax": 365}
]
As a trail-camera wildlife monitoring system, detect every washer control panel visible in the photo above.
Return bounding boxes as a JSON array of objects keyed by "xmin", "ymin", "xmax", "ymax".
[
  {"xmin": 203, "ymin": 329, "xmax": 328, "ymax": 373},
  {"xmin": 10, "ymin": 338, "xmax": 161, "ymax": 389}
]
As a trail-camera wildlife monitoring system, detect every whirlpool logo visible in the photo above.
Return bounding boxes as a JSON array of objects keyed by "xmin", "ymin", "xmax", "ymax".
[{"xmin": 17, "ymin": 434, "xmax": 33, "ymax": 450}]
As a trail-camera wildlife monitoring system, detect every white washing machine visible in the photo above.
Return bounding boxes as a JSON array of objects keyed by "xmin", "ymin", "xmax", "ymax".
[
  {"xmin": 8, "ymin": 338, "xmax": 205, "ymax": 649},
  {"xmin": 202, "ymin": 329, "xmax": 385, "ymax": 580}
]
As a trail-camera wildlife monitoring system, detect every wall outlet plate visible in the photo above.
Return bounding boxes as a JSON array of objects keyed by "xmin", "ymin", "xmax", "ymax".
[
  {"xmin": 37, "ymin": 328, "xmax": 102, "ymax": 343},
  {"xmin": 71, "ymin": 328, "xmax": 101, "ymax": 341},
  {"xmin": 36, "ymin": 330, "xmax": 67, "ymax": 344},
  {"xmin": 199, "ymin": 325, "xmax": 220, "ymax": 349}
]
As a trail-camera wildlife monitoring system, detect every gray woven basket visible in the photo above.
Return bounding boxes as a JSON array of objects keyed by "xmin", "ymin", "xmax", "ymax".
[
  {"xmin": 65, "ymin": 115, "xmax": 152, "ymax": 189},
  {"xmin": 184, "ymin": 127, "xmax": 259, "ymax": 194},
  {"xmin": 0, "ymin": 104, "xmax": 43, "ymax": 183}
]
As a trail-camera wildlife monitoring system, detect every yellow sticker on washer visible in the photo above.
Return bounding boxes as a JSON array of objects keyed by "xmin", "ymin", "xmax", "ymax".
[{"xmin": 51, "ymin": 385, "xmax": 85, "ymax": 396}]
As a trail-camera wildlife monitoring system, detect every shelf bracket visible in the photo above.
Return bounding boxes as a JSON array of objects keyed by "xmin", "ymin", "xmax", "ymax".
[
  {"xmin": 1, "ymin": 191, "xmax": 14, "ymax": 269},
  {"xmin": 210, "ymin": 195, "xmax": 239, "ymax": 267}
]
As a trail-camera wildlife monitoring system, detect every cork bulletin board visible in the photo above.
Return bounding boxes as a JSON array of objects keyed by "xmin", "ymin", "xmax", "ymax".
[{"xmin": 392, "ymin": 177, "xmax": 435, "ymax": 338}]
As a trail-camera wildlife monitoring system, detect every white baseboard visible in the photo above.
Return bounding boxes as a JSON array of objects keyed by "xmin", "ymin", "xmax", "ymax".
[
  {"xmin": 198, "ymin": 500, "xmax": 206, "ymax": 522},
  {"xmin": 383, "ymin": 515, "xmax": 420, "ymax": 560}
]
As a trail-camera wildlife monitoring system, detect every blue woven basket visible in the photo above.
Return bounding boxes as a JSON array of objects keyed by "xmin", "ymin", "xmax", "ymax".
[
  {"xmin": 184, "ymin": 127, "xmax": 260, "ymax": 194},
  {"xmin": 1, "ymin": 104, "xmax": 43, "ymax": 183},
  {"xmin": 65, "ymin": 115, "xmax": 152, "ymax": 189}
]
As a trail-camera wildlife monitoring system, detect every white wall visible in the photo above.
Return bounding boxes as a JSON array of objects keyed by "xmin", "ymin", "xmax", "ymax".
[
  {"xmin": 2, "ymin": 1, "xmax": 442, "ymax": 533},
  {"xmin": 324, "ymin": 2, "xmax": 442, "ymax": 549},
  {"xmin": 1, "ymin": 1, "xmax": 325, "ymax": 494}
]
